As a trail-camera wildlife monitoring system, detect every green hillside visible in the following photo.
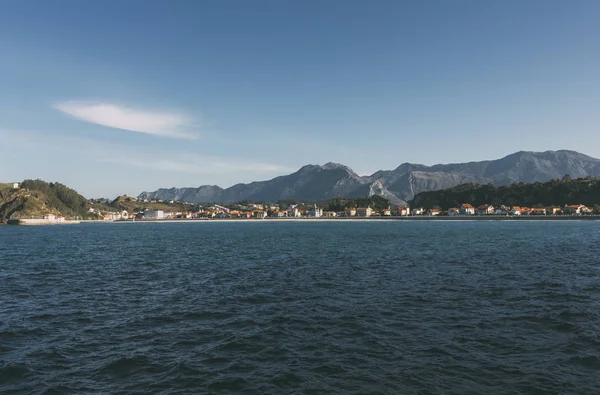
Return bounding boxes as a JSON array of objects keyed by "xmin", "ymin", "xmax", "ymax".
[
  {"xmin": 410, "ymin": 177, "xmax": 600, "ymax": 211},
  {"xmin": 0, "ymin": 180, "xmax": 100, "ymax": 223},
  {"xmin": 90, "ymin": 195, "xmax": 199, "ymax": 214}
]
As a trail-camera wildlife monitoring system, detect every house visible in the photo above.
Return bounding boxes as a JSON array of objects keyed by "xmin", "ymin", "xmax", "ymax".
[
  {"xmin": 121, "ymin": 210, "xmax": 129, "ymax": 219},
  {"xmin": 289, "ymin": 207, "xmax": 301, "ymax": 217},
  {"xmin": 382, "ymin": 208, "xmax": 392, "ymax": 216},
  {"xmin": 56, "ymin": 216, "xmax": 65, "ymax": 222},
  {"xmin": 356, "ymin": 207, "xmax": 373, "ymax": 217},
  {"xmin": 427, "ymin": 209, "xmax": 441, "ymax": 216},
  {"xmin": 239, "ymin": 211, "xmax": 252, "ymax": 218},
  {"xmin": 510, "ymin": 206, "xmax": 522, "ymax": 216},
  {"xmin": 102, "ymin": 212, "xmax": 120, "ymax": 221},
  {"xmin": 493, "ymin": 205, "xmax": 509, "ymax": 215},
  {"xmin": 411, "ymin": 207, "xmax": 424, "ymax": 216},
  {"xmin": 144, "ymin": 209, "xmax": 164, "ymax": 219},
  {"xmin": 345, "ymin": 208, "xmax": 357, "ymax": 217},
  {"xmin": 459, "ymin": 204, "xmax": 475, "ymax": 215},
  {"xmin": 520, "ymin": 207, "xmax": 532, "ymax": 215},
  {"xmin": 530, "ymin": 208, "xmax": 546, "ymax": 215},
  {"xmin": 308, "ymin": 205, "xmax": 323, "ymax": 218},
  {"xmin": 563, "ymin": 204, "xmax": 590, "ymax": 215},
  {"xmin": 549, "ymin": 207, "xmax": 562, "ymax": 215},
  {"xmin": 323, "ymin": 211, "xmax": 337, "ymax": 217},
  {"xmin": 395, "ymin": 206, "xmax": 410, "ymax": 216},
  {"xmin": 448, "ymin": 208, "xmax": 460, "ymax": 216},
  {"xmin": 44, "ymin": 214, "xmax": 56, "ymax": 221},
  {"xmin": 12, "ymin": 182, "xmax": 19, "ymax": 189},
  {"xmin": 253, "ymin": 210, "xmax": 267, "ymax": 219},
  {"xmin": 476, "ymin": 204, "xmax": 494, "ymax": 215}
]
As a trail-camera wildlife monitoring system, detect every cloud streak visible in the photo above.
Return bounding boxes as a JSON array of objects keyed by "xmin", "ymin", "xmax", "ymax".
[
  {"xmin": 54, "ymin": 101, "xmax": 195, "ymax": 139},
  {"xmin": 0, "ymin": 128, "xmax": 293, "ymax": 182}
]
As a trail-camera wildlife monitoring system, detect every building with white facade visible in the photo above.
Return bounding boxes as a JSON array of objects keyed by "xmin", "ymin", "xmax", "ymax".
[
  {"xmin": 144, "ymin": 209, "xmax": 165, "ymax": 219},
  {"xmin": 308, "ymin": 205, "xmax": 323, "ymax": 217},
  {"xmin": 356, "ymin": 207, "xmax": 373, "ymax": 217}
]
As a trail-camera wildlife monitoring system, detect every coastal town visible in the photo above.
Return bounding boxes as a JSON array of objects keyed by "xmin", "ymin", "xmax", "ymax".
[
  {"xmin": 92, "ymin": 197, "xmax": 597, "ymax": 222},
  {"xmin": 3, "ymin": 181, "xmax": 599, "ymax": 225}
]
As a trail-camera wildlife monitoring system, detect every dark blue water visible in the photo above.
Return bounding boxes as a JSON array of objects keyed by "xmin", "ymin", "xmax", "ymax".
[{"xmin": 1, "ymin": 221, "xmax": 600, "ymax": 394}]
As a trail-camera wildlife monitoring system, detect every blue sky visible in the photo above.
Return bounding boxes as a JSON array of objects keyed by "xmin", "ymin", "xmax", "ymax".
[{"xmin": 1, "ymin": 1, "xmax": 600, "ymax": 197}]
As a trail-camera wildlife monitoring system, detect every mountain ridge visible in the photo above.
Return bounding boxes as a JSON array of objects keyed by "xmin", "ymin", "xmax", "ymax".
[{"xmin": 139, "ymin": 150, "xmax": 600, "ymax": 204}]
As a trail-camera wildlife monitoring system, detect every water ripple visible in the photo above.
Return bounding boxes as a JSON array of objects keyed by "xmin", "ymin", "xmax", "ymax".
[{"xmin": 1, "ymin": 221, "xmax": 600, "ymax": 393}]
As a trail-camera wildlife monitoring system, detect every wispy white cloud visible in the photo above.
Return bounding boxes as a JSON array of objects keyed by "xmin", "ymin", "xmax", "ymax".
[
  {"xmin": 0, "ymin": 128, "xmax": 294, "ymax": 185},
  {"xmin": 54, "ymin": 101, "xmax": 195, "ymax": 139}
]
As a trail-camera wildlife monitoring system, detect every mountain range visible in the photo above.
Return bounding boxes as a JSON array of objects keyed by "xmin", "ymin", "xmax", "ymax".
[{"xmin": 138, "ymin": 150, "xmax": 600, "ymax": 205}]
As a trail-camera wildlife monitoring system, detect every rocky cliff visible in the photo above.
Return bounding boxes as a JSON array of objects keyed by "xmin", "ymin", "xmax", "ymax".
[{"xmin": 139, "ymin": 150, "xmax": 600, "ymax": 204}]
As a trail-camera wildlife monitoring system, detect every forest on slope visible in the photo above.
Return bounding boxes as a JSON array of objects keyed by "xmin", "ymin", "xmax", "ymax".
[{"xmin": 410, "ymin": 177, "xmax": 600, "ymax": 211}]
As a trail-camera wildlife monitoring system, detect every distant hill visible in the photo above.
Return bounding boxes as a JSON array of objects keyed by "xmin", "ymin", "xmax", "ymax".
[
  {"xmin": 140, "ymin": 162, "xmax": 403, "ymax": 205},
  {"xmin": 0, "ymin": 180, "xmax": 99, "ymax": 223},
  {"xmin": 410, "ymin": 177, "xmax": 600, "ymax": 210},
  {"xmin": 95, "ymin": 195, "xmax": 198, "ymax": 213},
  {"xmin": 139, "ymin": 150, "xmax": 600, "ymax": 204}
]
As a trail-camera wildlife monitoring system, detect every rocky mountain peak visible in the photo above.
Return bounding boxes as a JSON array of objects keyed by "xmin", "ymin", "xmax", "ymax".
[{"xmin": 138, "ymin": 150, "xmax": 600, "ymax": 205}]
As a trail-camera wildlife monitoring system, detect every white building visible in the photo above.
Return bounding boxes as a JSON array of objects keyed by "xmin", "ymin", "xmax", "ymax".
[
  {"xmin": 102, "ymin": 212, "xmax": 121, "ymax": 221},
  {"xmin": 476, "ymin": 205, "xmax": 494, "ymax": 215},
  {"xmin": 493, "ymin": 206, "xmax": 509, "ymax": 215},
  {"xmin": 563, "ymin": 204, "xmax": 590, "ymax": 215},
  {"xmin": 411, "ymin": 207, "xmax": 424, "ymax": 216},
  {"xmin": 253, "ymin": 210, "xmax": 268, "ymax": 219},
  {"xmin": 308, "ymin": 205, "xmax": 323, "ymax": 217},
  {"xmin": 13, "ymin": 182, "xmax": 20, "ymax": 189},
  {"xmin": 356, "ymin": 207, "xmax": 373, "ymax": 217},
  {"xmin": 460, "ymin": 204, "xmax": 475, "ymax": 215},
  {"xmin": 144, "ymin": 209, "xmax": 165, "ymax": 219},
  {"xmin": 288, "ymin": 207, "xmax": 301, "ymax": 217},
  {"xmin": 510, "ymin": 207, "xmax": 522, "ymax": 216},
  {"xmin": 396, "ymin": 206, "xmax": 410, "ymax": 216},
  {"xmin": 345, "ymin": 208, "xmax": 357, "ymax": 217}
]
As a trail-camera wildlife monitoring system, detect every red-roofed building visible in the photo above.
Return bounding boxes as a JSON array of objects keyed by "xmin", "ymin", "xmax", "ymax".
[
  {"xmin": 459, "ymin": 204, "xmax": 475, "ymax": 215},
  {"xmin": 395, "ymin": 206, "xmax": 410, "ymax": 216},
  {"xmin": 563, "ymin": 204, "xmax": 590, "ymax": 215},
  {"xmin": 476, "ymin": 204, "xmax": 494, "ymax": 215}
]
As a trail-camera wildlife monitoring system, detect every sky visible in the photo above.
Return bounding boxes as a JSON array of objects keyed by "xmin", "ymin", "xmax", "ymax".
[{"xmin": 1, "ymin": 0, "xmax": 600, "ymax": 198}]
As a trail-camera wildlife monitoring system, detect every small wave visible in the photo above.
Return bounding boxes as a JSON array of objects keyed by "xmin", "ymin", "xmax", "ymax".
[
  {"xmin": 0, "ymin": 362, "xmax": 32, "ymax": 385},
  {"xmin": 569, "ymin": 354, "xmax": 600, "ymax": 369},
  {"xmin": 99, "ymin": 356, "xmax": 152, "ymax": 378}
]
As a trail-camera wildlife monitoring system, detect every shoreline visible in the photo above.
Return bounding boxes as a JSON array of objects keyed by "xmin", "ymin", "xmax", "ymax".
[
  {"xmin": 4, "ymin": 216, "xmax": 599, "ymax": 226},
  {"xmin": 5, "ymin": 219, "xmax": 81, "ymax": 226},
  {"xmin": 109, "ymin": 215, "xmax": 600, "ymax": 223}
]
